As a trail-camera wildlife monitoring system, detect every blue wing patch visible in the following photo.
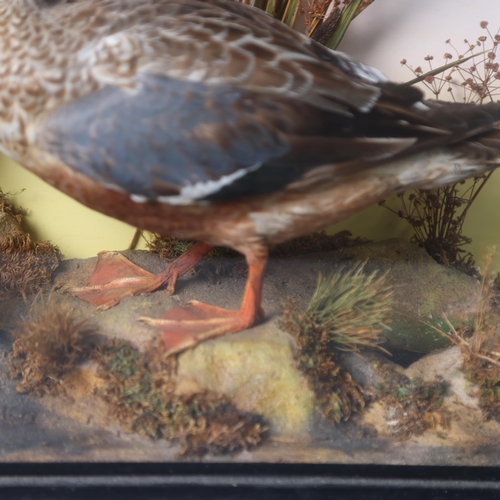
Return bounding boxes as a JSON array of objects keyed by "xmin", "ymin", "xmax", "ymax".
[{"xmin": 36, "ymin": 74, "xmax": 291, "ymax": 200}]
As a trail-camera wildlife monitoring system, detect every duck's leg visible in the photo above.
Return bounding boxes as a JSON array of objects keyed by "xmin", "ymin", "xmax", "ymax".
[
  {"xmin": 70, "ymin": 241, "xmax": 213, "ymax": 309},
  {"xmin": 138, "ymin": 248, "xmax": 267, "ymax": 356}
]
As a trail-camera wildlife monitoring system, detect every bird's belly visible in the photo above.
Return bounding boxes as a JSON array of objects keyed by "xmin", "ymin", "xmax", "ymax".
[{"xmin": 17, "ymin": 146, "xmax": 496, "ymax": 251}]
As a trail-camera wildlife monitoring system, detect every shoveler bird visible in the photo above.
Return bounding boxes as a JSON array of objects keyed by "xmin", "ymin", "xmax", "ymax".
[{"xmin": 2, "ymin": 0, "xmax": 500, "ymax": 355}]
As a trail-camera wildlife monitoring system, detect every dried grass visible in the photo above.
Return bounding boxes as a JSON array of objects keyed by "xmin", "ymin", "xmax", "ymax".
[
  {"xmin": 426, "ymin": 248, "xmax": 500, "ymax": 421},
  {"xmin": 8, "ymin": 295, "xmax": 96, "ymax": 395}
]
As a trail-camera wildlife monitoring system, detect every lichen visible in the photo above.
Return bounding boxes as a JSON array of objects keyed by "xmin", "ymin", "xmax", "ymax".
[
  {"xmin": 376, "ymin": 371, "xmax": 449, "ymax": 439},
  {"xmin": 95, "ymin": 339, "xmax": 267, "ymax": 455}
]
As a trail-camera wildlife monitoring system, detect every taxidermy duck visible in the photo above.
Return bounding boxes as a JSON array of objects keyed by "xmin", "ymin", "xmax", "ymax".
[{"xmin": 1, "ymin": 0, "xmax": 500, "ymax": 355}]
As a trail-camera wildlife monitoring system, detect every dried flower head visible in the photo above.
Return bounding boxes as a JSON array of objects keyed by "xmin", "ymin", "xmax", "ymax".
[{"xmin": 402, "ymin": 21, "xmax": 500, "ymax": 103}]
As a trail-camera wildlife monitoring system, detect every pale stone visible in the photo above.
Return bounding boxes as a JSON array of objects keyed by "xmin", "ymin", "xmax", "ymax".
[
  {"xmin": 175, "ymin": 326, "xmax": 316, "ymax": 438},
  {"xmin": 405, "ymin": 346, "xmax": 480, "ymax": 408}
]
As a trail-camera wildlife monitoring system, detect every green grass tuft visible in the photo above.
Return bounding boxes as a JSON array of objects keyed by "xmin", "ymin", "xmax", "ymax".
[{"xmin": 305, "ymin": 263, "xmax": 392, "ymax": 352}]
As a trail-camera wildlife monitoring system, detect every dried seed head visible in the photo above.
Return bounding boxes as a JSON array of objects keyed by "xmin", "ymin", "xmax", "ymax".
[
  {"xmin": 444, "ymin": 53, "xmax": 453, "ymax": 59},
  {"xmin": 480, "ymin": 21, "xmax": 489, "ymax": 28},
  {"xmin": 424, "ymin": 55, "xmax": 434, "ymax": 61}
]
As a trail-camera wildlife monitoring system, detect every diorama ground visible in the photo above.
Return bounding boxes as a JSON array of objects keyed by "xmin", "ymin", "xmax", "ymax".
[{"xmin": 1, "ymin": 239, "xmax": 499, "ymax": 465}]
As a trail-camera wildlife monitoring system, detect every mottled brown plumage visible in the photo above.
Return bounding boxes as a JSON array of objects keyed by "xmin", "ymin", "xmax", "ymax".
[{"xmin": 2, "ymin": 0, "xmax": 500, "ymax": 354}]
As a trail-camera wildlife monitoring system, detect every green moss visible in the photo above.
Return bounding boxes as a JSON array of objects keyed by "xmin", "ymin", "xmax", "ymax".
[
  {"xmin": 376, "ymin": 370, "xmax": 449, "ymax": 439},
  {"xmin": 464, "ymin": 365, "xmax": 500, "ymax": 422},
  {"xmin": 96, "ymin": 339, "xmax": 267, "ymax": 455}
]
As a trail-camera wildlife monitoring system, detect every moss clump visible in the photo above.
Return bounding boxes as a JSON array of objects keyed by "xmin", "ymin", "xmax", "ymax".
[
  {"xmin": 436, "ymin": 318, "xmax": 500, "ymax": 421},
  {"xmin": 376, "ymin": 372, "xmax": 449, "ymax": 439},
  {"xmin": 0, "ymin": 234, "xmax": 61, "ymax": 299},
  {"xmin": 95, "ymin": 339, "xmax": 267, "ymax": 455},
  {"xmin": 470, "ymin": 368, "xmax": 500, "ymax": 421},
  {"xmin": 146, "ymin": 235, "xmax": 196, "ymax": 260},
  {"xmin": 146, "ymin": 234, "xmax": 245, "ymax": 282},
  {"xmin": 282, "ymin": 263, "xmax": 392, "ymax": 424},
  {"xmin": 0, "ymin": 190, "xmax": 61, "ymax": 299},
  {"xmin": 283, "ymin": 308, "xmax": 365, "ymax": 424},
  {"xmin": 8, "ymin": 295, "xmax": 96, "ymax": 395},
  {"xmin": 0, "ymin": 189, "xmax": 26, "ymax": 221}
]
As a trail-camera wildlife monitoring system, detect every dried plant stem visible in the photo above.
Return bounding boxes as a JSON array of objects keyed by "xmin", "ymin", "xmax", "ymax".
[{"xmin": 426, "ymin": 314, "xmax": 500, "ymax": 368}]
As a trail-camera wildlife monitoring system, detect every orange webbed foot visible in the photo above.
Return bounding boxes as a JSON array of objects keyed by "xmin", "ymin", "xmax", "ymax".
[
  {"xmin": 69, "ymin": 251, "xmax": 161, "ymax": 310},
  {"xmin": 69, "ymin": 242, "xmax": 213, "ymax": 310},
  {"xmin": 138, "ymin": 251, "xmax": 268, "ymax": 356},
  {"xmin": 138, "ymin": 300, "xmax": 264, "ymax": 356}
]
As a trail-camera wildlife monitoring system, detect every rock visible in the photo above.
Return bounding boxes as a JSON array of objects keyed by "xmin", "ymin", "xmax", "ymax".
[
  {"xmin": 175, "ymin": 327, "xmax": 315, "ymax": 438},
  {"xmin": 339, "ymin": 350, "xmax": 404, "ymax": 393},
  {"xmin": 332, "ymin": 239, "xmax": 481, "ymax": 353},
  {"xmin": 404, "ymin": 346, "xmax": 480, "ymax": 408}
]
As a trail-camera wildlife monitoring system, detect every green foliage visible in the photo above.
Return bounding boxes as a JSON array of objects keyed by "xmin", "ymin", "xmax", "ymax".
[
  {"xmin": 96, "ymin": 339, "xmax": 267, "ymax": 455},
  {"xmin": 236, "ymin": 0, "xmax": 374, "ymax": 43},
  {"xmin": 322, "ymin": 0, "xmax": 365, "ymax": 50},
  {"xmin": 305, "ymin": 263, "xmax": 392, "ymax": 352},
  {"xmin": 283, "ymin": 263, "xmax": 392, "ymax": 424},
  {"xmin": 376, "ymin": 372, "xmax": 449, "ymax": 439}
]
